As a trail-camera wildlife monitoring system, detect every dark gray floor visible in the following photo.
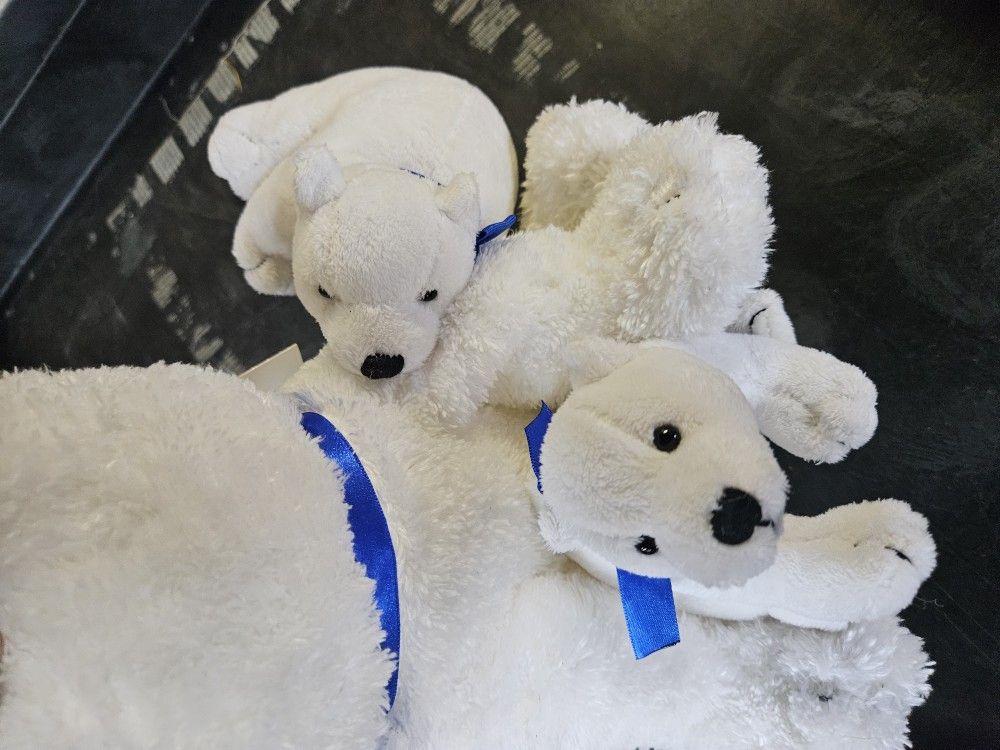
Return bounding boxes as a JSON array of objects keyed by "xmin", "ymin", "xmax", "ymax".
[{"xmin": 2, "ymin": 1, "xmax": 998, "ymax": 746}]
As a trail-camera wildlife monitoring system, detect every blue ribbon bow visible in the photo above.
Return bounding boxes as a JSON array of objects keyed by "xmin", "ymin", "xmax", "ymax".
[
  {"xmin": 398, "ymin": 167, "xmax": 516, "ymax": 258},
  {"xmin": 301, "ymin": 411, "xmax": 401, "ymax": 707},
  {"xmin": 524, "ymin": 403, "xmax": 681, "ymax": 659}
]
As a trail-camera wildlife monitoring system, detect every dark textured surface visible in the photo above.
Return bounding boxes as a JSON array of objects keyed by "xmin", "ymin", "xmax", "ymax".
[
  {"xmin": 1, "ymin": 1, "xmax": 998, "ymax": 746},
  {"xmin": 0, "ymin": 0, "xmax": 215, "ymax": 297}
]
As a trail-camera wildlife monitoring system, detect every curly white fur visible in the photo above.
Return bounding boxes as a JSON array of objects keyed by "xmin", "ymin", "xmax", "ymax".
[{"xmin": 207, "ymin": 67, "xmax": 517, "ymax": 295}]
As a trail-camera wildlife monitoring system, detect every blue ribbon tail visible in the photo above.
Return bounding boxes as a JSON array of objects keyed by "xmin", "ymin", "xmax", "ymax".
[
  {"xmin": 616, "ymin": 569, "xmax": 681, "ymax": 659},
  {"xmin": 300, "ymin": 411, "xmax": 401, "ymax": 708},
  {"xmin": 475, "ymin": 213, "xmax": 518, "ymax": 255},
  {"xmin": 524, "ymin": 401, "xmax": 553, "ymax": 493}
]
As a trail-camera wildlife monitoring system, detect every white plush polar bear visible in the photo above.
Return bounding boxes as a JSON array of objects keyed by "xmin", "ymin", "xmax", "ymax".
[
  {"xmin": 0, "ymin": 365, "xmax": 394, "ymax": 748},
  {"xmin": 532, "ymin": 339, "xmax": 935, "ymax": 632},
  {"xmin": 512, "ymin": 99, "xmax": 936, "ymax": 625},
  {"xmin": 207, "ymin": 67, "xmax": 518, "ymax": 300},
  {"xmin": 289, "ymin": 345, "xmax": 932, "ymax": 749},
  {"xmin": 0, "ymin": 351, "xmax": 931, "ymax": 748},
  {"xmin": 292, "ymin": 112, "xmax": 877, "ymax": 464}
]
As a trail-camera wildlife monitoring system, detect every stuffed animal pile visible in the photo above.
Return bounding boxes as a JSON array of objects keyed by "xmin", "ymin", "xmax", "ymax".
[{"xmin": 0, "ymin": 69, "xmax": 935, "ymax": 748}]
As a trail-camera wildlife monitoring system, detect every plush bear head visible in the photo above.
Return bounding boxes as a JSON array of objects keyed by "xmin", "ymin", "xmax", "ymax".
[
  {"xmin": 535, "ymin": 342, "xmax": 787, "ymax": 588},
  {"xmin": 291, "ymin": 145, "xmax": 481, "ymax": 380}
]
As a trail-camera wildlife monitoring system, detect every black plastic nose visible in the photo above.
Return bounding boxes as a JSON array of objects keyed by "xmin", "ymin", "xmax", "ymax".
[
  {"xmin": 711, "ymin": 488, "xmax": 763, "ymax": 545},
  {"xmin": 360, "ymin": 353, "xmax": 405, "ymax": 379}
]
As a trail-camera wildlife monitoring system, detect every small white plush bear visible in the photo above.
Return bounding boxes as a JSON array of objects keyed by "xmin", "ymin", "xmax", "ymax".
[
  {"xmin": 535, "ymin": 339, "xmax": 936, "ymax": 632},
  {"xmin": 290, "ymin": 145, "xmax": 491, "ymax": 379},
  {"xmin": 0, "ymin": 351, "xmax": 931, "ymax": 748},
  {"xmin": 207, "ymin": 67, "xmax": 518, "ymax": 305}
]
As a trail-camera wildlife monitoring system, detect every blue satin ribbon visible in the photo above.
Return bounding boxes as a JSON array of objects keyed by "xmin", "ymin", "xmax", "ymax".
[
  {"xmin": 398, "ymin": 167, "xmax": 516, "ymax": 258},
  {"xmin": 300, "ymin": 411, "xmax": 401, "ymax": 707},
  {"xmin": 616, "ymin": 570, "xmax": 680, "ymax": 658},
  {"xmin": 524, "ymin": 402, "xmax": 681, "ymax": 659},
  {"xmin": 475, "ymin": 213, "xmax": 517, "ymax": 254}
]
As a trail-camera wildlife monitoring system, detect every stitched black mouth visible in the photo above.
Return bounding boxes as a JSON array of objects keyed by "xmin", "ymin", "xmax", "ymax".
[{"xmin": 885, "ymin": 545, "xmax": 912, "ymax": 564}]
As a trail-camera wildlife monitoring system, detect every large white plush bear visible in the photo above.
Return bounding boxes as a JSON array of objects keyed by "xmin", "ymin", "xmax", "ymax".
[
  {"xmin": 0, "ymin": 365, "xmax": 394, "ymax": 748},
  {"xmin": 0, "ymin": 350, "xmax": 932, "ymax": 748},
  {"xmin": 207, "ymin": 67, "xmax": 518, "ymax": 304}
]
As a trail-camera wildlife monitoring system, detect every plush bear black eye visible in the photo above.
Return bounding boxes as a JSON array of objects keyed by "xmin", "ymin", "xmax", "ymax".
[
  {"xmin": 635, "ymin": 536, "xmax": 659, "ymax": 555},
  {"xmin": 420, "ymin": 289, "xmax": 438, "ymax": 302},
  {"xmin": 318, "ymin": 286, "xmax": 332, "ymax": 300},
  {"xmin": 653, "ymin": 424, "xmax": 681, "ymax": 452}
]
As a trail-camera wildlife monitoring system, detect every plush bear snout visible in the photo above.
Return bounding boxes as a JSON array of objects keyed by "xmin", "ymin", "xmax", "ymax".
[
  {"xmin": 711, "ymin": 487, "xmax": 772, "ymax": 545},
  {"xmin": 360, "ymin": 353, "xmax": 405, "ymax": 379}
]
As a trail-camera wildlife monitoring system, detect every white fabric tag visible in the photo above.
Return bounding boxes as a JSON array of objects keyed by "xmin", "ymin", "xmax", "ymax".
[{"xmin": 239, "ymin": 344, "xmax": 303, "ymax": 392}]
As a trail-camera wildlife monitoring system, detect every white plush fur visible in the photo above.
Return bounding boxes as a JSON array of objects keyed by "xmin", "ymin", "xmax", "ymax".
[
  {"xmin": 292, "ymin": 346, "xmax": 933, "ymax": 749},
  {"xmin": 521, "ymin": 98, "xmax": 650, "ymax": 232},
  {"xmin": 292, "ymin": 158, "xmax": 481, "ymax": 378},
  {"xmin": 529, "ymin": 341, "xmax": 933, "ymax": 632},
  {"xmin": 0, "ymin": 353, "xmax": 932, "ymax": 748},
  {"xmin": 0, "ymin": 365, "xmax": 393, "ymax": 749},
  {"xmin": 291, "ymin": 102, "xmax": 875, "ymax": 464},
  {"xmin": 522, "ymin": 100, "xmax": 776, "ymax": 339},
  {"xmin": 292, "ymin": 108, "xmax": 772, "ymax": 382},
  {"xmin": 207, "ymin": 67, "xmax": 518, "ymax": 295}
]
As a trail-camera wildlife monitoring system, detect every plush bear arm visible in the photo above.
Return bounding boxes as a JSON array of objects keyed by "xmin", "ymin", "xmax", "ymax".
[
  {"xmin": 229, "ymin": 159, "xmax": 297, "ymax": 295},
  {"xmin": 672, "ymin": 499, "xmax": 935, "ymax": 629},
  {"xmin": 678, "ymin": 332, "xmax": 878, "ymax": 463},
  {"xmin": 521, "ymin": 99, "xmax": 649, "ymax": 231},
  {"xmin": 406, "ymin": 230, "xmax": 579, "ymax": 424}
]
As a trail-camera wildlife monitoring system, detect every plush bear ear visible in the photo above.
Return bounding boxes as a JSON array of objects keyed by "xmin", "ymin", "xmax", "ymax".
[
  {"xmin": 435, "ymin": 173, "xmax": 480, "ymax": 233},
  {"xmin": 564, "ymin": 337, "xmax": 645, "ymax": 389},
  {"xmin": 294, "ymin": 145, "xmax": 346, "ymax": 213}
]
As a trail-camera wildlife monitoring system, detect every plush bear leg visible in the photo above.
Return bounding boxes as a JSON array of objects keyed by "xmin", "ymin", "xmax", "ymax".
[
  {"xmin": 679, "ymin": 333, "xmax": 878, "ymax": 463},
  {"xmin": 229, "ymin": 159, "xmax": 297, "ymax": 295},
  {"xmin": 673, "ymin": 499, "xmax": 935, "ymax": 629},
  {"xmin": 521, "ymin": 99, "xmax": 649, "ymax": 231},
  {"xmin": 207, "ymin": 68, "xmax": 404, "ymax": 199}
]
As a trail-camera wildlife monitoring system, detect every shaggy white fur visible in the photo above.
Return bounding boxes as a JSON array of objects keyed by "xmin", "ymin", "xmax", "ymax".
[
  {"xmin": 0, "ymin": 365, "xmax": 393, "ymax": 749},
  {"xmin": 0, "ymin": 352, "xmax": 932, "ymax": 748},
  {"xmin": 293, "ymin": 345, "xmax": 932, "ymax": 749},
  {"xmin": 207, "ymin": 67, "xmax": 517, "ymax": 295},
  {"xmin": 291, "ymin": 148, "xmax": 483, "ymax": 379},
  {"xmin": 290, "ymin": 104, "xmax": 876, "ymax": 465}
]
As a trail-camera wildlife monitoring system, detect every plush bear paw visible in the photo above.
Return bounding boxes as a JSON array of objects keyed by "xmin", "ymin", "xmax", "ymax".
[
  {"xmin": 240, "ymin": 255, "xmax": 294, "ymax": 296},
  {"xmin": 727, "ymin": 288, "xmax": 797, "ymax": 343},
  {"xmin": 842, "ymin": 498, "xmax": 936, "ymax": 583},
  {"xmin": 207, "ymin": 119, "xmax": 275, "ymax": 201},
  {"xmin": 758, "ymin": 350, "xmax": 878, "ymax": 463},
  {"xmin": 769, "ymin": 499, "xmax": 936, "ymax": 629}
]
